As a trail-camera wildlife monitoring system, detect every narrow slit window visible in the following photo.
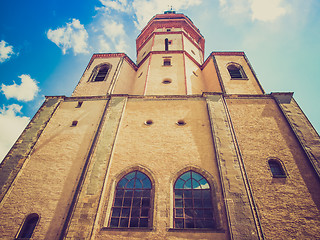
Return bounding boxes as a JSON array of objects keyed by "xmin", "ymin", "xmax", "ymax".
[
  {"xmin": 71, "ymin": 120, "xmax": 78, "ymax": 127},
  {"xmin": 109, "ymin": 171, "xmax": 152, "ymax": 228},
  {"xmin": 17, "ymin": 213, "xmax": 39, "ymax": 239},
  {"xmin": 174, "ymin": 171, "xmax": 216, "ymax": 229},
  {"xmin": 165, "ymin": 38, "xmax": 169, "ymax": 51},
  {"xmin": 76, "ymin": 101, "xmax": 83, "ymax": 108}
]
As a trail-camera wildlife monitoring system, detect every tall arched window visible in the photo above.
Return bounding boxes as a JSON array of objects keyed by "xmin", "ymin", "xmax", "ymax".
[
  {"xmin": 268, "ymin": 159, "xmax": 286, "ymax": 178},
  {"xmin": 227, "ymin": 64, "xmax": 247, "ymax": 79},
  {"xmin": 109, "ymin": 171, "xmax": 152, "ymax": 228},
  {"xmin": 17, "ymin": 213, "xmax": 39, "ymax": 239},
  {"xmin": 174, "ymin": 171, "xmax": 215, "ymax": 229},
  {"xmin": 89, "ymin": 64, "xmax": 111, "ymax": 82}
]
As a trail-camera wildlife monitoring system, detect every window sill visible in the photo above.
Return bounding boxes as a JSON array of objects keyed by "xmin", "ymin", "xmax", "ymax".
[
  {"xmin": 230, "ymin": 78, "xmax": 249, "ymax": 80},
  {"xmin": 162, "ymin": 65, "xmax": 172, "ymax": 67},
  {"xmin": 272, "ymin": 175, "xmax": 287, "ymax": 178},
  {"xmin": 167, "ymin": 228, "xmax": 225, "ymax": 233},
  {"xmin": 101, "ymin": 227, "xmax": 154, "ymax": 232}
]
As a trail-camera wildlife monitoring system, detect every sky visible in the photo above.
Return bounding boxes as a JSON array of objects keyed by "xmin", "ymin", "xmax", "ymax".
[{"xmin": 0, "ymin": 0, "xmax": 319, "ymax": 162}]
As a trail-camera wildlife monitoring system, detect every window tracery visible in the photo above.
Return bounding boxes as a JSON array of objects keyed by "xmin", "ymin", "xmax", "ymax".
[
  {"xmin": 109, "ymin": 171, "xmax": 152, "ymax": 228},
  {"xmin": 174, "ymin": 171, "xmax": 215, "ymax": 229}
]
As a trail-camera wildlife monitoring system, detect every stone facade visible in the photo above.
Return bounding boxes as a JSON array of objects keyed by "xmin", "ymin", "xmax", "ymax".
[{"xmin": 0, "ymin": 12, "xmax": 319, "ymax": 240}]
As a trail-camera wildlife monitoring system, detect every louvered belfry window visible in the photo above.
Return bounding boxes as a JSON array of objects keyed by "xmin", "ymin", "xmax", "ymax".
[
  {"xmin": 109, "ymin": 171, "xmax": 152, "ymax": 228},
  {"xmin": 227, "ymin": 64, "xmax": 244, "ymax": 79},
  {"xmin": 94, "ymin": 65, "xmax": 109, "ymax": 81},
  {"xmin": 174, "ymin": 171, "xmax": 215, "ymax": 229}
]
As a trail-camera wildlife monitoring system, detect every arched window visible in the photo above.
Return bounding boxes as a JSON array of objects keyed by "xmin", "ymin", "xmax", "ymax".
[
  {"xmin": 174, "ymin": 171, "xmax": 215, "ymax": 229},
  {"xmin": 109, "ymin": 171, "xmax": 152, "ymax": 228},
  {"xmin": 17, "ymin": 213, "xmax": 39, "ymax": 239},
  {"xmin": 227, "ymin": 64, "xmax": 246, "ymax": 79},
  {"xmin": 89, "ymin": 64, "xmax": 110, "ymax": 82},
  {"xmin": 268, "ymin": 159, "xmax": 286, "ymax": 178}
]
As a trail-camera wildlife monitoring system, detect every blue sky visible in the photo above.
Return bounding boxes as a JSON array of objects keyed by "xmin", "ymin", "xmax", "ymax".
[{"xmin": 0, "ymin": 0, "xmax": 319, "ymax": 161}]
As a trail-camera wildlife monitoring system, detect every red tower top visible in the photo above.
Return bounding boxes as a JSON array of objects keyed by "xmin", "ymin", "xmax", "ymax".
[{"xmin": 136, "ymin": 12, "xmax": 205, "ymax": 56}]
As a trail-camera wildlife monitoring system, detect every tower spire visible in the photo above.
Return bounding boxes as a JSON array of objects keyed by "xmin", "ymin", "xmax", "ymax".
[{"xmin": 164, "ymin": 6, "xmax": 175, "ymax": 14}]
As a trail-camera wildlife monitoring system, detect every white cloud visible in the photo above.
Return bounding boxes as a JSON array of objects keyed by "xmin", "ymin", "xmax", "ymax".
[
  {"xmin": 100, "ymin": 20, "xmax": 128, "ymax": 52},
  {"xmin": 251, "ymin": 0, "xmax": 288, "ymax": 22},
  {"xmin": 115, "ymin": 39, "xmax": 127, "ymax": 52},
  {"xmin": 219, "ymin": 0, "xmax": 251, "ymax": 19},
  {"xmin": 194, "ymin": 182, "xmax": 209, "ymax": 189},
  {"xmin": 219, "ymin": 0, "xmax": 289, "ymax": 22},
  {"xmin": 102, "ymin": 20, "xmax": 126, "ymax": 41},
  {"xmin": 1, "ymin": 74, "xmax": 39, "ymax": 101},
  {"xmin": 47, "ymin": 19, "xmax": 89, "ymax": 55},
  {"xmin": 219, "ymin": 0, "xmax": 227, "ymax": 7},
  {"xmin": 97, "ymin": 0, "xmax": 202, "ymax": 29},
  {"xmin": 132, "ymin": 0, "xmax": 202, "ymax": 29},
  {"xmin": 98, "ymin": 36, "xmax": 111, "ymax": 52},
  {"xmin": 0, "ymin": 104, "xmax": 30, "ymax": 163},
  {"xmin": 99, "ymin": 0, "xmax": 131, "ymax": 12},
  {"xmin": 0, "ymin": 40, "xmax": 14, "ymax": 63}
]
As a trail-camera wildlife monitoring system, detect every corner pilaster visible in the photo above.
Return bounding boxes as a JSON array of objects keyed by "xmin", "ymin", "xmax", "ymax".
[
  {"xmin": 206, "ymin": 94, "xmax": 260, "ymax": 240},
  {"xmin": 0, "ymin": 97, "xmax": 63, "ymax": 202},
  {"xmin": 272, "ymin": 92, "xmax": 320, "ymax": 178},
  {"xmin": 63, "ymin": 96, "xmax": 127, "ymax": 239}
]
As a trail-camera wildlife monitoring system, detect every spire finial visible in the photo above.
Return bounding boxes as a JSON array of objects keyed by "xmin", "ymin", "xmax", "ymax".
[{"xmin": 164, "ymin": 6, "xmax": 175, "ymax": 14}]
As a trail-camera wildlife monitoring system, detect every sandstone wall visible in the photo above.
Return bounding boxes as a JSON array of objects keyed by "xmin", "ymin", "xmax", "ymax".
[{"xmin": 226, "ymin": 96, "xmax": 320, "ymax": 239}]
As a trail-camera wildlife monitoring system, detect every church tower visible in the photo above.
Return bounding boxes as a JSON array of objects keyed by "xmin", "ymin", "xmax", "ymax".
[{"xmin": 0, "ymin": 12, "xmax": 319, "ymax": 240}]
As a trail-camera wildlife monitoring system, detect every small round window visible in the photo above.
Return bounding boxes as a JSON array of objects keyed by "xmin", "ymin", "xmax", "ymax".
[
  {"xmin": 144, "ymin": 120, "xmax": 153, "ymax": 125},
  {"xmin": 176, "ymin": 120, "xmax": 186, "ymax": 126},
  {"xmin": 162, "ymin": 79, "xmax": 172, "ymax": 84}
]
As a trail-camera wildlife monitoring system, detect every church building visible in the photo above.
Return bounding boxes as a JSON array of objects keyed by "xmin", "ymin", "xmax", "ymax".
[{"xmin": 0, "ymin": 11, "xmax": 319, "ymax": 240}]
